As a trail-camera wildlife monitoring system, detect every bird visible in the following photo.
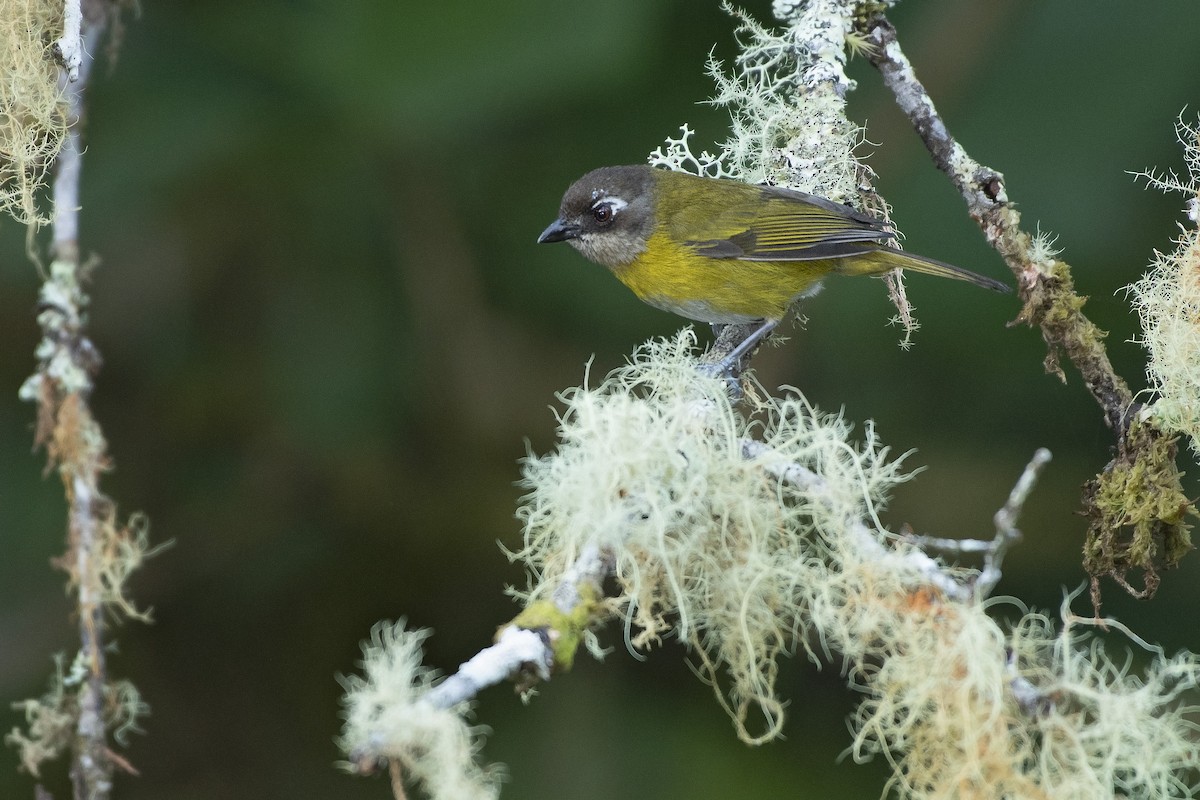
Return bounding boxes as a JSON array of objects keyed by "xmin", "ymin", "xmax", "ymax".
[{"xmin": 537, "ymin": 165, "xmax": 1008, "ymax": 365}]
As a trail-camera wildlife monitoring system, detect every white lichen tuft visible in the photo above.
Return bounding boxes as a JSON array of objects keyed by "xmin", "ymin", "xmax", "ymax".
[
  {"xmin": 6, "ymin": 654, "xmax": 76, "ymax": 776},
  {"xmin": 848, "ymin": 587, "xmax": 1200, "ymax": 800},
  {"xmin": 6, "ymin": 651, "xmax": 151, "ymax": 776},
  {"xmin": 648, "ymin": 124, "xmax": 736, "ymax": 179},
  {"xmin": 1030, "ymin": 225, "xmax": 1064, "ymax": 268},
  {"xmin": 340, "ymin": 622, "xmax": 501, "ymax": 800},
  {"xmin": 0, "ymin": 0, "xmax": 69, "ymax": 227},
  {"xmin": 513, "ymin": 330, "xmax": 915, "ymax": 742},
  {"xmin": 1006, "ymin": 598, "xmax": 1200, "ymax": 799},
  {"xmin": 1127, "ymin": 114, "xmax": 1200, "ymax": 457}
]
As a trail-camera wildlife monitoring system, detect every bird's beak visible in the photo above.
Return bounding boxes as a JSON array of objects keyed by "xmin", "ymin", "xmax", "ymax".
[{"xmin": 537, "ymin": 218, "xmax": 580, "ymax": 244}]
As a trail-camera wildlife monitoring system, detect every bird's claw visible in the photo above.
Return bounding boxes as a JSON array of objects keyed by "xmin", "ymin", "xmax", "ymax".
[{"xmin": 697, "ymin": 356, "xmax": 745, "ymax": 399}]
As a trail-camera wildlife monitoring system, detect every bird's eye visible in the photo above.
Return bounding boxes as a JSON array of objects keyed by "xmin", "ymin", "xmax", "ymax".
[{"xmin": 592, "ymin": 203, "xmax": 614, "ymax": 225}]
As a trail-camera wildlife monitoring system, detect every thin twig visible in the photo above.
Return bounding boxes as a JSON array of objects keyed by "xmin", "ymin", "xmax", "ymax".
[
  {"xmin": 24, "ymin": 7, "xmax": 120, "ymax": 799},
  {"xmin": 975, "ymin": 448, "xmax": 1052, "ymax": 596},
  {"xmin": 387, "ymin": 761, "xmax": 409, "ymax": 800},
  {"xmin": 985, "ymin": 450, "xmax": 1053, "ymax": 578},
  {"xmin": 903, "ymin": 448, "xmax": 1052, "ymax": 598},
  {"xmin": 60, "ymin": 17, "xmax": 111, "ymax": 800}
]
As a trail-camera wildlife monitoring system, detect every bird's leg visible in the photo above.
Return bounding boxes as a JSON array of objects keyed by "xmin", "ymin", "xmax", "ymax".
[
  {"xmin": 719, "ymin": 319, "xmax": 778, "ymax": 368},
  {"xmin": 699, "ymin": 319, "xmax": 779, "ymax": 386}
]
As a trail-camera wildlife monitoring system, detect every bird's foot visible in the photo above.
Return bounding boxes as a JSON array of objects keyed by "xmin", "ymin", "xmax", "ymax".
[
  {"xmin": 697, "ymin": 319, "xmax": 779, "ymax": 398},
  {"xmin": 697, "ymin": 357, "xmax": 745, "ymax": 399}
]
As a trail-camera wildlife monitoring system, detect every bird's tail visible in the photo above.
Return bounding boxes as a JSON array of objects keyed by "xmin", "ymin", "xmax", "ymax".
[{"xmin": 855, "ymin": 248, "xmax": 1011, "ymax": 293}]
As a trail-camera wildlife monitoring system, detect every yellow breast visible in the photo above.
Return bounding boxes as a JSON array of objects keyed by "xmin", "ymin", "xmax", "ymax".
[{"xmin": 612, "ymin": 228, "xmax": 832, "ymax": 324}]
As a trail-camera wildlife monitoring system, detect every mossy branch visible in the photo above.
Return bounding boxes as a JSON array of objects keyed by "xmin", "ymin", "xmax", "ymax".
[
  {"xmin": 6, "ymin": 2, "xmax": 153, "ymax": 798},
  {"xmin": 861, "ymin": 12, "xmax": 1195, "ymax": 604}
]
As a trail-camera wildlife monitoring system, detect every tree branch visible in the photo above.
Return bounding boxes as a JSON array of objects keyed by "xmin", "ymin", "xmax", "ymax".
[
  {"xmin": 52, "ymin": 0, "xmax": 85, "ymax": 83},
  {"xmin": 862, "ymin": 13, "xmax": 1193, "ymax": 603},
  {"xmin": 52, "ymin": 15, "xmax": 114, "ymax": 800},
  {"xmin": 13, "ymin": 4, "xmax": 151, "ymax": 797}
]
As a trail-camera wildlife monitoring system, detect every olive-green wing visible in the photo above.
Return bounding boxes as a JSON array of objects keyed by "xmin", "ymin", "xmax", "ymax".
[{"xmin": 675, "ymin": 184, "xmax": 894, "ymax": 262}]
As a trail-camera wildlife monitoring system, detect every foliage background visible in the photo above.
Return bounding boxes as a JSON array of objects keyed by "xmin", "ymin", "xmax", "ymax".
[{"xmin": 1, "ymin": 2, "xmax": 1198, "ymax": 798}]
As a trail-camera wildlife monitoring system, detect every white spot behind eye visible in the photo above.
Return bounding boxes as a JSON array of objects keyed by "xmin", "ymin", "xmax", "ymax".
[{"xmin": 592, "ymin": 195, "xmax": 628, "ymax": 215}]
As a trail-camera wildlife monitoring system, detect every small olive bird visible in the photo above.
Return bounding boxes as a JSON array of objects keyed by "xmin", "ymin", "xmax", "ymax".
[{"xmin": 538, "ymin": 165, "xmax": 1008, "ymax": 365}]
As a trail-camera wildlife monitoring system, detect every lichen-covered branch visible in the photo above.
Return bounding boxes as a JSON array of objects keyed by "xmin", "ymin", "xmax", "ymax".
[
  {"xmin": 343, "ymin": 334, "xmax": 1199, "ymax": 799},
  {"xmin": 863, "ymin": 14, "xmax": 1132, "ymax": 430},
  {"xmin": 342, "ymin": 544, "xmax": 608, "ymax": 794},
  {"xmin": 6, "ymin": 4, "xmax": 152, "ymax": 798},
  {"xmin": 861, "ymin": 12, "xmax": 1194, "ymax": 603},
  {"xmin": 52, "ymin": 0, "xmax": 84, "ymax": 82}
]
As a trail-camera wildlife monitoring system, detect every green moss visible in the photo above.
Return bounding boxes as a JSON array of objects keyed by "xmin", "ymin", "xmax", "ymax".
[
  {"xmin": 510, "ymin": 583, "xmax": 601, "ymax": 672},
  {"xmin": 852, "ymin": 2, "xmax": 890, "ymax": 32},
  {"xmin": 1040, "ymin": 267, "xmax": 1088, "ymax": 328},
  {"xmin": 1083, "ymin": 418, "xmax": 1195, "ymax": 598}
]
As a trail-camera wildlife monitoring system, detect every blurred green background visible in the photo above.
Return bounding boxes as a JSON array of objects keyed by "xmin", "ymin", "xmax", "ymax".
[{"xmin": 2, "ymin": 2, "xmax": 1198, "ymax": 798}]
